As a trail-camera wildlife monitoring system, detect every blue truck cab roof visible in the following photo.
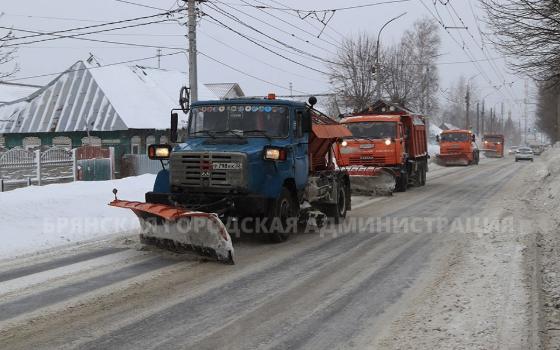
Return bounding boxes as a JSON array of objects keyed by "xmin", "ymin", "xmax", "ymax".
[{"xmin": 191, "ymin": 98, "xmax": 307, "ymax": 108}]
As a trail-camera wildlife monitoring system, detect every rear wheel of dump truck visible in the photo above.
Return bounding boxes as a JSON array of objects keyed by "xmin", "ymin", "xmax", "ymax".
[
  {"xmin": 267, "ymin": 187, "xmax": 298, "ymax": 243},
  {"xmin": 419, "ymin": 163, "xmax": 427, "ymax": 186},
  {"xmin": 395, "ymin": 171, "xmax": 408, "ymax": 192},
  {"xmin": 326, "ymin": 183, "xmax": 349, "ymax": 224}
]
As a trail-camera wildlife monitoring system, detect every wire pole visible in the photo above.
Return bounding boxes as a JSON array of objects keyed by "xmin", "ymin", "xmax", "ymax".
[
  {"xmin": 188, "ymin": 0, "xmax": 198, "ymax": 102},
  {"xmin": 157, "ymin": 48, "xmax": 161, "ymax": 68},
  {"xmin": 375, "ymin": 12, "xmax": 407, "ymax": 101},
  {"xmin": 476, "ymin": 102, "xmax": 480, "ymax": 135},
  {"xmin": 524, "ymin": 79, "xmax": 528, "ymax": 144},
  {"xmin": 465, "ymin": 85, "xmax": 470, "ymax": 130},
  {"xmin": 481, "ymin": 101, "xmax": 485, "ymax": 135}
]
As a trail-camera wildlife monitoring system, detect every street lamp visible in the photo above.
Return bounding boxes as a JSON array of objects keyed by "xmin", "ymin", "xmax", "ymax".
[{"xmin": 375, "ymin": 12, "xmax": 407, "ymax": 101}]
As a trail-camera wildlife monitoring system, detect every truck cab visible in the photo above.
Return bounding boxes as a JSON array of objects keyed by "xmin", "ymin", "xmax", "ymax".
[
  {"xmin": 436, "ymin": 130, "xmax": 479, "ymax": 166},
  {"xmin": 482, "ymin": 134, "xmax": 505, "ymax": 158},
  {"xmin": 148, "ymin": 96, "xmax": 351, "ymax": 241},
  {"xmin": 333, "ymin": 101, "xmax": 429, "ymax": 193},
  {"xmin": 336, "ymin": 115, "xmax": 404, "ymax": 167}
]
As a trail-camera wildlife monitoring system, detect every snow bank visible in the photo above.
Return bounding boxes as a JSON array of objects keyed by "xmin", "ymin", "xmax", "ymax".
[{"xmin": 0, "ymin": 175, "xmax": 155, "ymax": 259}]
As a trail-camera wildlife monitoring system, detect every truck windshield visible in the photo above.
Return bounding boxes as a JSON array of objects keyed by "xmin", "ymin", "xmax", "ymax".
[
  {"xmin": 188, "ymin": 105, "xmax": 289, "ymax": 138},
  {"xmin": 483, "ymin": 137, "xmax": 503, "ymax": 143},
  {"xmin": 441, "ymin": 133, "xmax": 470, "ymax": 142},
  {"xmin": 344, "ymin": 122, "xmax": 396, "ymax": 139}
]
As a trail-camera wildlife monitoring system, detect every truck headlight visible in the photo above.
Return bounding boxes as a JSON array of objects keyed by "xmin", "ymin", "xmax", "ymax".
[
  {"xmin": 148, "ymin": 144, "xmax": 172, "ymax": 160},
  {"xmin": 384, "ymin": 138, "xmax": 392, "ymax": 146},
  {"xmin": 341, "ymin": 140, "xmax": 348, "ymax": 147},
  {"xmin": 264, "ymin": 146, "xmax": 287, "ymax": 161}
]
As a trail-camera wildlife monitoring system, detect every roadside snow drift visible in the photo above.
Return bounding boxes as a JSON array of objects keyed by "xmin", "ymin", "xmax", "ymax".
[{"xmin": 0, "ymin": 175, "xmax": 155, "ymax": 259}]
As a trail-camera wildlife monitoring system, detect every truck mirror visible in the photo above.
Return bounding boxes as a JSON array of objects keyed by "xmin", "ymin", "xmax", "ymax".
[
  {"xmin": 170, "ymin": 112, "xmax": 179, "ymax": 143},
  {"xmin": 472, "ymin": 134, "xmax": 476, "ymax": 142},
  {"xmin": 301, "ymin": 110, "xmax": 312, "ymax": 133},
  {"xmin": 436, "ymin": 135, "xmax": 440, "ymax": 143}
]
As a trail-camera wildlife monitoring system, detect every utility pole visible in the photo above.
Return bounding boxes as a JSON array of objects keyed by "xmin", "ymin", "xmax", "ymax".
[
  {"xmin": 524, "ymin": 79, "xmax": 529, "ymax": 144},
  {"xmin": 500, "ymin": 102, "xmax": 504, "ymax": 134},
  {"xmin": 490, "ymin": 107, "xmax": 494, "ymax": 133},
  {"xmin": 187, "ymin": 0, "xmax": 198, "ymax": 102},
  {"xmin": 481, "ymin": 101, "xmax": 485, "ymax": 135},
  {"xmin": 289, "ymin": 82, "xmax": 293, "ymax": 97},
  {"xmin": 465, "ymin": 85, "xmax": 470, "ymax": 130},
  {"xmin": 375, "ymin": 12, "xmax": 407, "ymax": 101},
  {"xmin": 157, "ymin": 48, "xmax": 161, "ymax": 69},
  {"xmin": 476, "ymin": 102, "xmax": 480, "ymax": 135}
]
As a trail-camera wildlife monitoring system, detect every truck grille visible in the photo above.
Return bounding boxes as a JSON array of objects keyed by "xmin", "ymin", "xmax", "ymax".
[
  {"xmin": 349, "ymin": 156, "xmax": 386, "ymax": 166},
  {"xmin": 170, "ymin": 152, "xmax": 247, "ymax": 189}
]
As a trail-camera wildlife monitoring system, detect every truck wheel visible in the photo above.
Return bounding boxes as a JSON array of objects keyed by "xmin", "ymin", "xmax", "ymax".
[
  {"xmin": 420, "ymin": 164, "xmax": 427, "ymax": 186},
  {"xmin": 395, "ymin": 172, "xmax": 408, "ymax": 192},
  {"xmin": 268, "ymin": 187, "xmax": 297, "ymax": 243},
  {"xmin": 327, "ymin": 184, "xmax": 348, "ymax": 224}
]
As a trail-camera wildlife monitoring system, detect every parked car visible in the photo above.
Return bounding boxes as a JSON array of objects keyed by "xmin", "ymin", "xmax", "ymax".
[
  {"xmin": 508, "ymin": 146, "xmax": 519, "ymax": 155},
  {"xmin": 530, "ymin": 144, "xmax": 543, "ymax": 155},
  {"xmin": 515, "ymin": 147, "xmax": 534, "ymax": 162}
]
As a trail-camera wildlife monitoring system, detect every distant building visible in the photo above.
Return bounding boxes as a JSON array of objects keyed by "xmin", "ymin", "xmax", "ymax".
[{"xmin": 0, "ymin": 58, "xmax": 244, "ymax": 157}]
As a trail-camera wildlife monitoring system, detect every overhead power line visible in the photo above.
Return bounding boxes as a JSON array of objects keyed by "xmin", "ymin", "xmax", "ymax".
[
  {"xmin": 201, "ymin": 10, "xmax": 330, "ymax": 75},
  {"xmin": 198, "ymin": 50, "xmax": 310, "ymax": 94},
  {"xmin": 0, "ymin": 23, "xmax": 185, "ymax": 49},
  {"xmin": 199, "ymin": 31, "xmax": 326, "ymax": 84},
  {"xmin": 202, "ymin": 17, "xmax": 329, "ymax": 67},
  {"xmin": 2, "ymin": 9, "xmax": 184, "ymax": 42},
  {"xmin": 214, "ymin": 0, "xmax": 412, "ymax": 12},
  {"xmin": 3, "ymin": 51, "xmax": 185, "ymax": 82},
  {"xmin": 205, "ymin": 2, "xmax": 337, "ymax": 59}
]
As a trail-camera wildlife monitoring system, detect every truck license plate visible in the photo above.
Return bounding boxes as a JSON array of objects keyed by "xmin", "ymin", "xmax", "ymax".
[{"xmin": 212, "ymin": 162, "xmax": 242, "ymax": 170}]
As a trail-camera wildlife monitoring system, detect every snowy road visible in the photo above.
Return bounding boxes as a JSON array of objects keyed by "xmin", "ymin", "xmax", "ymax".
[{"xmin": 0, "ymin": 156, "xmax": 530, "ymax": 349}]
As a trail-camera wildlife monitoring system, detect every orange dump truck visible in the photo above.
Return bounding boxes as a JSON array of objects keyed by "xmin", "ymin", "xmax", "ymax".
[
  {"xmin": 436, "ymin": 129, "xmax": 479, "ymax": 166},
  {"xmin": 481, "ymin": 134, "xmax": 504, "ymax": 158},
  {"xmin": 334, "ymin": 101, "xmax": 428, "ymax": 193}
]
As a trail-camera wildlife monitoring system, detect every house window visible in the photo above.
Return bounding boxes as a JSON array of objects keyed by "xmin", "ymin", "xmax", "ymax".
[
  {"xmin": 81, "ymin": 136, "xmax": 102, "ymax": 146},
  {"xmin": 23, "ymin": 136, "xmax": 41, "ymax": 150},
  {"xmin": 0, "ymin": 136, "xmax": 5, "ymax": 148},
  {"xmin": 159, "ymin": 135, "xmax": 168, "ymax": 144},
  {"xmin": 131, "ymin": 136, "xmax": 141, "ymax": 154},
  {"xmin": 146, "ymin": 135, "xmax": 155, "ymax": 153},
  {"xmin": 52, "ymin": 136, "xmax": 72, "ymax": 149}
]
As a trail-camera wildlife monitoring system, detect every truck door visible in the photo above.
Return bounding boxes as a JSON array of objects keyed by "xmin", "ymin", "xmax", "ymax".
[{"xmin": 294, "ymin": 109, "xmax": 309, "ymax": 189}]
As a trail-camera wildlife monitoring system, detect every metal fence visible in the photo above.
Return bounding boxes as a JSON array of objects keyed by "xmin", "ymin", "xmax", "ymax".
[
  {"xmin": 0, "ymin": 146, "xmax": 115, "ymax": 192},
  {"xmin": 120, "ymin": 154, "xmax": 162, "ymax": 177}
]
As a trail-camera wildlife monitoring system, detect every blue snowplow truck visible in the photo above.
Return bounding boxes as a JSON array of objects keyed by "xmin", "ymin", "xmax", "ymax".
[{"xmin": 110, "ymin": 95, "xmax": 352, "ymax": 264}]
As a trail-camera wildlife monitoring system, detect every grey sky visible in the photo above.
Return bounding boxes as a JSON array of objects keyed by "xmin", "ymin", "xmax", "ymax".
[{"xmin": 0, "ymin": 0, "xmax": 532, "ymax": 123}]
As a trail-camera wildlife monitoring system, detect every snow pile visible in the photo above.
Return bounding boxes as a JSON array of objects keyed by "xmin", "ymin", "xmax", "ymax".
[
  {"xmin": 428, "ymin": 143, "xmax": 440, "ymax": 157},
  {"xmin": 0, "ymin": 174, "xmax": 155, "ymax": 259}
]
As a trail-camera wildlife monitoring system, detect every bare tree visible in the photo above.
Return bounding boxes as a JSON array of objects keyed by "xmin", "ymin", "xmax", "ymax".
[
  {"xmin": 329, "ymin": 18, "xmax": 440, "ymax": 112},
  {"xmin": 380, "ymin": 43, "xmax": 418, "ymax": 106},
  {"xmin": 536, "ymin": 81, "xmax": 560, "ymax": 142},
  {"xmin": 400, "ymin": 17, "xmax": 441, "ymax": 113},
  {"xmin": 328, "ymin": 33, "xmax": 377, "ymax": 112},
  {"xmin": 481, "ymin": 0, "xmax": 560, "ymax": 83},
  {"xmin": 0, "ymin": 29, "xmax": 19, "ymax": 80}
]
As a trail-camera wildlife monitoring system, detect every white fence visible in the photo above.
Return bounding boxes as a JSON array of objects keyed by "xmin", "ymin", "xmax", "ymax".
[{"xmin": 0, "ymin": 146, "xmax": 114, "ymax": 192}]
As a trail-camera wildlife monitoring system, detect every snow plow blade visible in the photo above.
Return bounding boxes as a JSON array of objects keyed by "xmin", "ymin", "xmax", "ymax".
[
  {"xmin": 345, "ymin": 166, "xmax": 396, "ymax": 196},
  {"xmin": 109, "ymin": 200, "xmax": 234, "ymax": 264},
  {"xmin": 436, "ymin": 154, "xmax": 469, "ymax": 166}
]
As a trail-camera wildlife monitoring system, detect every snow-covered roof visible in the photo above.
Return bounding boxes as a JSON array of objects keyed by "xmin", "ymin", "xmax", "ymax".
[
  {"xmin": 439, "ymin": 122, "xmax": 460, "ymax": 131},
  {"xmin": 0, "ymin": 82, "xmax": 41, "ymax": 105},
  {"xmin": 204, "ymin": 83, "xmax": 245, "ymax": 100},
  {"xmin": 0, "ymin": 59, "xmax": 243, "ymax": 133}
]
